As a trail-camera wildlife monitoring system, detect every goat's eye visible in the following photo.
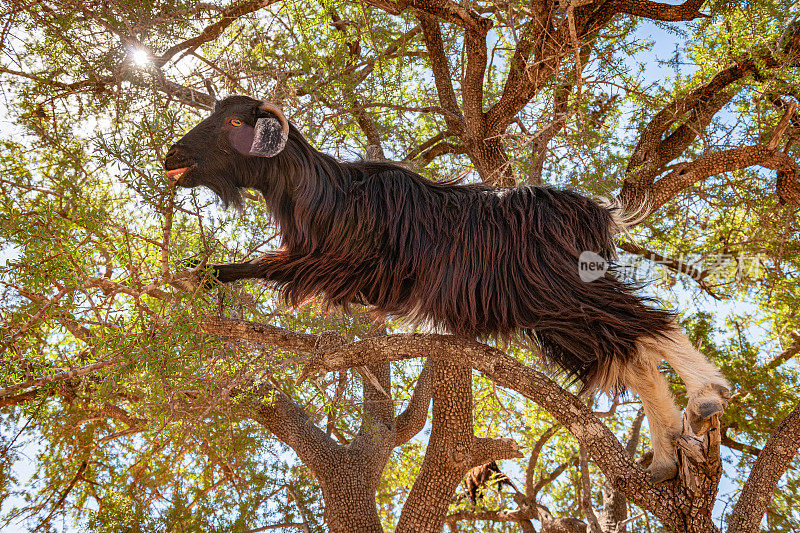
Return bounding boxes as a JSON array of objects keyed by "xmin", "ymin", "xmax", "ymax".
[{"xmin": 229, "ymin": 118, "xmax": 243, "ymax": 127}]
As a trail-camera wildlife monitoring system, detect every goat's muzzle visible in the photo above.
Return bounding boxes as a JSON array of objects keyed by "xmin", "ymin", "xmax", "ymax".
[{"xmin": 164, "ymin": 145, "xmax": 197, "ymax": 184}]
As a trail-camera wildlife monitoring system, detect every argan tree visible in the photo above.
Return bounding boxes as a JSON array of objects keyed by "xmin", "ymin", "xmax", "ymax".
[{"xmin": 1, "ymin": 0, "xmax": 799, "ymax": 531}]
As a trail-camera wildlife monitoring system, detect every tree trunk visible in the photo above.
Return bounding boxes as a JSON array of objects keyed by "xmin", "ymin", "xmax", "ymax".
[
  {"xmin": 396, "ymin": 359, "xmax": 474, "ymax": 533},
  {"xmin": 317, "ymin": 449, "xmax": 386, "ymax": 533}
]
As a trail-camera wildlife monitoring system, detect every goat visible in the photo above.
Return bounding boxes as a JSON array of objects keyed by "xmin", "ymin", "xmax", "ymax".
[
  {"xmin": 163, "ymin": 95, "xmax": 730, "ymax": 483},
  {"xmin": 464, "ymin": 461, "xmax": 517, "ymax": 504}
]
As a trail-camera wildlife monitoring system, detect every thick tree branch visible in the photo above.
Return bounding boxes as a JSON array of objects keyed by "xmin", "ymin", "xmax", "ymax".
[
  {"xmin": 417, "ymin": 14, "xmax": 464, "ymax": 135},
  {"xmin": 598, "ymin": 409, "xmax": 645, "ymax": 533},
  {"xmin": 623, "ymin": 19, "xmax": 800, "ymax": 210},
  {"xmin": 445, "ymin": 508, "xmax": 539, "ymax": 529},
  {"xmin": 202, "ymin": 319, "xmax": 729, "ymax": 530},
  {"xmin": 416, "ymin": 141, "xmax": 468, "ymax": 165},
  {"xmin": 608, "ymin": 0, "xmax": 707, "ymax": 21},
  {"xmin": 288, "ymin": 332, "xmax": 682, "ymax": 526},
  {"xmin": 767, "ymin": 101, "xmax": 798, "ymax": 150},
  {"xmin": 201, "ymin": 316, "xmax": 318, "ymax": 354},
  {"xmin": 728, "ymin": 401, "xmax": 800, "ymax": 533},
  {"xmin": 395, "ymin": 358, "xmax": 474, "ymax": 533},
  {"xmin": 472, "ymin": 437, "xmax": 525, "ymax": 467},
  {"xmin": 0, "ymin": 390, "xmax": 47, "ymax": 408},
  {"xmin": 244, "ymin": 383, "xmax": 339, "ymax": 476},
  {"xmin": 646, "ymin": 144, "xmax": 800, "ymax": 212},
  {"xmin": 400, "ymin": 0, "xmax": 488, "ymax": 32},
  {"xmin": 625, "ymin": 61, "xmax": 753, "ymax": 185},
  {"xmin": 395, "ymin": 359, "xmax": 433, "ymax": 446},
  {"xmin": 764, "ymin": 331, "xmax": 800, "ymax": 370},
  {"xmin": 460, "ymin": 15, "xmax": 492, "ymax": 138}
]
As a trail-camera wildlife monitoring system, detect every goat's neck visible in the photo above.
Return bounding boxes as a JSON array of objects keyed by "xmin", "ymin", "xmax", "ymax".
[{"xmin": 258, "ymin": 150, "xmax": 351, "ymax": 251}]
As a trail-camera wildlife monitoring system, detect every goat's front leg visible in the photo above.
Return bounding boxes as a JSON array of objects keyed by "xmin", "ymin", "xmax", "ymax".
[{"xmin": 203, "ymin": 250, "xmax": 294, "ymax": 284}]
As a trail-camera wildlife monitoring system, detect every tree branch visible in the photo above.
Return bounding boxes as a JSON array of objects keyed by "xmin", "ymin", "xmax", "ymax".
[
  {"xmin": 728, "ymin": 401, "xmax": 800, "ymax": 533},
  {"xmin": 0, "ymin": 357, "xmax": 123, "ymax": 399},
  {"xmin": 721, "ymin": 426, "xmax": 762, "ymax": 457},
  {"xmin": 617, "ymin": 241, "xmax": 720, "ymax": 298},
  {"xmin": 244, "ymin": 383, "xmax": 339, "ymax": 475},
  {"xmin": 608, "ymin": 0, "xmax": 708, "ymax": 21},
  {"xmin": 201, "ymin": 316, "xmax": 318, "ymax": 354},
  {"xmin": 395, "ymin": 358, "xmax": 474, "ymax": 533},
  {"xmin": 623, "ymin": 19, "xmax": 800, "ymax": 210},
  {"xmin": 289, "ymin": 332, "xmax": 682, "ymax": 526},
  {"xmin": 525, "ymin": 424, "xmax": 561, "ymax": 496},
  {"xmin": 37, "ymin": 460, "xmax": 88, "ymax": 530},
  {"xmin": 156, "ymin": 0, "xmax": 281, "ymax": 67},
  {"xmin": 395, "ymin": 359, "xmax": 433, "ymax": 446},
  {"xmin": 764, "ymin": 331, "xmax": 800, "ymax": 370},
  {"xmin": 579, "ymin": 444, "xmax": 602, "ymax": 533},
  {"xmin": 646, "ymin": 144, "xmax": 800, "ymax": 211},
  {"xmin": 417, "ymin": 14, "xmax": 464, "ymax": 135},
  {"xmin": 531, "ymin": 457, "xmax": 579, "ymax": 501},
  {"xmin": 625, "ymin": 61, "xmax": 752, "ymax": 185}
]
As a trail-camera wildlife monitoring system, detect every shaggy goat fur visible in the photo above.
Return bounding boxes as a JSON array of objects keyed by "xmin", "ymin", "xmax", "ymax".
[
  {"xmin": 464, "ymin": 461, "xmax": 516, "ymax": 503},
  {"xmin": 164, "ymin": 95, "xmax": 730, "ymax": 482},
  {"xmin": 165, "ymin": 97, "xmax": 676, "ymax": 388}
]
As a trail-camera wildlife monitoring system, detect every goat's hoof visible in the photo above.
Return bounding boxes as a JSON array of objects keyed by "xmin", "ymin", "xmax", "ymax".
[
  {"xmin": 689, "ymin": 383, "xmax": 731, "ymax": 420},
  {"xmin": 647, "ymin": 459, "xmax": 678, "ymax": 484},
  {"xmin": 180, "ymin": 259, "xmax": 221, "ymax": 290},
  {"xmin": 697, "ymin": 399, "xmax": 724, "ymax": 419}
]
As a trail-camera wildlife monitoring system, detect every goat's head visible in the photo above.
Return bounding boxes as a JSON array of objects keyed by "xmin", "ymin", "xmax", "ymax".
[{"xmin": 164, "ymin": 95, "xmax": 289, "ymax": 207}]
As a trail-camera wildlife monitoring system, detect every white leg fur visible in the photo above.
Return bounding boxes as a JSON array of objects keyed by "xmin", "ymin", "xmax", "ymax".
[
  {"xmin": 619, "ymin": 328, "xmax": 730, "ymax": 483},
  {"xmin": 649, "ymin": 329, "xmax": 731, "ymax": 426},
  {"xmin": 620, "ymin": 350, "xmax": 682, "ymax": 483}
]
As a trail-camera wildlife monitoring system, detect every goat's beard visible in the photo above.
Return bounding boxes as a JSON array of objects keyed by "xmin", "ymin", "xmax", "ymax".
[
  {"xmin": 181, "ymin": 169, "xmax": 244, "ymax": 209},
  {"xmin": 205, "ymin": 177, "xmax": 244, "ymax": 209}
]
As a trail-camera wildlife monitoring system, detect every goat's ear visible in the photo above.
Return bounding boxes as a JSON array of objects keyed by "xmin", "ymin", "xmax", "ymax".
[{"xmin": 250, "ymin": 116, "xmax": 288, "ymax": 157}]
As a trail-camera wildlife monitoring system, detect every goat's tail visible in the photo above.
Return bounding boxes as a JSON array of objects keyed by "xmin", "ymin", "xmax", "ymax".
[{"xmin": 595, "ymin": 194, "xmax": 649, "ymax": 234}]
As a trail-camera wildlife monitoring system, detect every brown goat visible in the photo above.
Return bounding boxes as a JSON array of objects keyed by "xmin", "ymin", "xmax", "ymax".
[
  {"xmin": 464, "ymin": 461, "xmax": 516, "ymax": 503},
  {"xmin": 163, "ymin": 95, "xmax": 730, "ymax": 483}
]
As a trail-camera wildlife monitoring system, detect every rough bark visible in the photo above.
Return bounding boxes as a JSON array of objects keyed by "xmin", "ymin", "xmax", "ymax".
[
  {"xmin": 396, "ymin": 359, "xmax": 475, "ymax": 533},
  {"xmin": 727, "ymin": 401, "xmax": 800, "ymax": 533}
]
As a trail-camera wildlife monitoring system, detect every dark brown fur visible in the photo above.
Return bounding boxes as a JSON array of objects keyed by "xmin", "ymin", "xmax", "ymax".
[
  {"xmin": 164, "ymin": 95, "xmax": 675, "ymax": 388},
  {"xmin": 464, "ymin": 461, "xmax": 515, "ymax": 503}
]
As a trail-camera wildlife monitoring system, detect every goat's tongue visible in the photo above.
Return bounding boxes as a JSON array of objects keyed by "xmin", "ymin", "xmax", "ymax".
[{"xmin": 166, "ymin": 167, "xmax": 190, "ymax": 180}]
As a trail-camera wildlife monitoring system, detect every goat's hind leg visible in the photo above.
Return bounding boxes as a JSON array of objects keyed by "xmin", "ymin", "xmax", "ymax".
[
  {"xmin": 653, "ymin": 329, "xmax": 731, "ymax": 429},
  {"xmin": 619, "ymin": 354, "xmax": 683, "ymax": 484}
]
